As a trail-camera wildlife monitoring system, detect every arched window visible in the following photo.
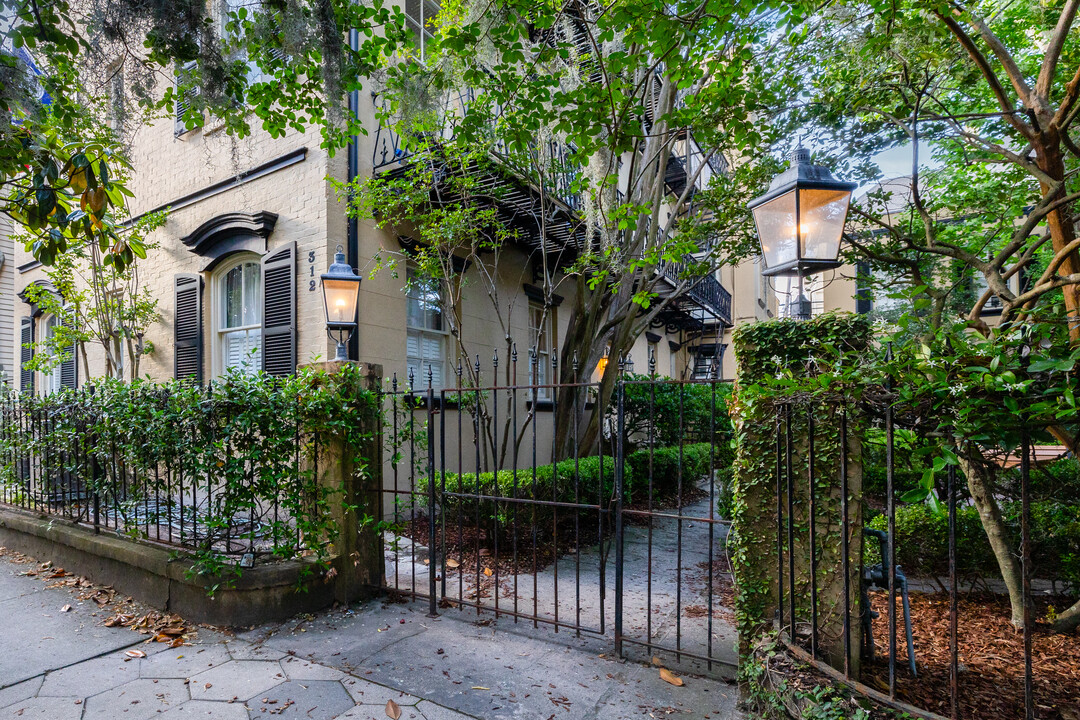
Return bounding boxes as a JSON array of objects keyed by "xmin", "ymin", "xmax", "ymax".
[{"xmin": 214, "ymin": 254, "xmax": 262, "ymax": 374}]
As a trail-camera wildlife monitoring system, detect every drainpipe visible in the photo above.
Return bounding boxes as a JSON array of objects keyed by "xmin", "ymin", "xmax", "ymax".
[{"xmin": 346, "ymin": 28, "xmax": 360, "ymax": 362}]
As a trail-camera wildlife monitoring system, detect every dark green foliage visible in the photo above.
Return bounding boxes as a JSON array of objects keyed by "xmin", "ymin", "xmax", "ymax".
[
  {"xmin": 618, "ymin": 376, "xmax": 735, "ymax": 447},
  {"xmin": 421, "ymin": 442, "xmax": 727, "ymax": 539},
  {"xmin": 0, "ymin": 364, "xmax": 380, "ymax": 586},
  {"xmin": 866, "ymin": 503, "xmax": 1080, "ymax": 595}
]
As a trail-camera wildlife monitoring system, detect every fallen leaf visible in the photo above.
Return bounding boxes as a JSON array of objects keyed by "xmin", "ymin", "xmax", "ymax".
[
  {"xmin": 125, "ymin": 649, "xmax": 146, "ymax": 659},
  {"xmin": 445, "ymin": 559, "xmax": 460, "ymax": 568},
  {"xmin": 659, "ymin": 668, "xmax": 683, "ymax": 687},
  {"xmin": 651, "ymin": 656, "xmax": 663, "ymax": 667},
  {"xmin": 385, "ymin": 699, "xmax": 402, "ymax": 719},
  {"xmin": 169, "ymin": 638, "xmax": 184, "ymax": 648},
  {"xmin": 471, "ymin": 686, "xmax": 490, "ymax": 690},
  {"xmin": 159, "ymin": 626, "xmax": 185, "ymax": 636},
  {"xmin": 60, "ymin": 604, "xmax": 72, "ymax": 613},
  {"xmin": 483, "ymin": 567, "xmax": 493, "ymax": 577}
]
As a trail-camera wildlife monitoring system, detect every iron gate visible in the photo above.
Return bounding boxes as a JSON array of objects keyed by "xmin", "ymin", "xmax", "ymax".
[{"xmin": 379, "ymin": 353, "xmax": 737, "ymax": 675}]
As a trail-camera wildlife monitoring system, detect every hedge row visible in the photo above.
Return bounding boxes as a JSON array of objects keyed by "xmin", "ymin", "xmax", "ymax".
[
  {"xmin": 865, "ymin": 502, "xmax": 1080, "ymax": 595},
  {"xmin": 417, "ymin": 442, "xmax": 732, "ymax": 538}
]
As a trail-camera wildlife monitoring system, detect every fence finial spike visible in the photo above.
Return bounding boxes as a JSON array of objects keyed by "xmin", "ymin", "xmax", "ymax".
[
  {"xmin": 407, "ymin": 367, "xmax": 415, "ymax": 391},
  {"xmin": 474, "ymin": 354, "xmax": 481, "ymax": 375},
  {"xmin": 551, "ymin": 346, "xmax": 558, "ymax": 369},
  {"xmin": 492, "ymin": 349, "xmax": 499, "ymax": 368},
  {"xmin": 392, "ymin": 373, "xmax": 398, "ymax": 392},
  {"xmin": 572, "ymin": 352, "xmax": 579, "ymax": 374},
  {"xmin": 427, "ymin": 364, "xmax": 433, "ymax": 387},
  {"xmin": 511, "ymin": 343, "xmax": 518, "ymax": 363},
  {"xmin": 648, "ymin": 348, "xmax": 656, "ymax": 375}
]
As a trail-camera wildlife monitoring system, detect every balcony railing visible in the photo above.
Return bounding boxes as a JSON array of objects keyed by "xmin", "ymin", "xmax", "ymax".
[
  {"xmin": 371, "ymin": 89, "xmax": 582, "ymax": 212},
  {"xmin": 371, "ymin": 88, "xmax": 731, "ymax": 325},
  {"xmin": 657, "ymin": 256, "xmax": 732, "ymax": 327}
]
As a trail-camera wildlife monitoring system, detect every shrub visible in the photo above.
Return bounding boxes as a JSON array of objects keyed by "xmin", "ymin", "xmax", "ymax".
[
  {"xmin": 866, "ymin": 501, "xmax": 1080, "ymax": 594},
  {"xmin": 419, "ymin": 441, "xmax": 735, "ymax": 539},
  {"xmin": 619, "ymin": 376, "xmax": 734, "ymax": 447},
  {"xmin": 625, "ymin": 441, "xmax": 732, "ymax": 502},
  {"xmin": 419, "ymin": 455, "xmax": 618, "ymax": 540}
]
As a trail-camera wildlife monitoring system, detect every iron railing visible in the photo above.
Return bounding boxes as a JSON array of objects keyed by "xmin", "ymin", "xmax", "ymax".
[
  {"xmin": 657, "ymin": 256, "xmax": 733, "ymax": 326},
  {"xmin": 771, "ymin": 393, "xmax": 1064, "ymax": 720},
  {"xmin": 380, "ymin": 348, "xmax": 738, "ymax": 675},
  {"xmin": 0, "ymin": 387, "xmax": 308, "ymax": 559}
]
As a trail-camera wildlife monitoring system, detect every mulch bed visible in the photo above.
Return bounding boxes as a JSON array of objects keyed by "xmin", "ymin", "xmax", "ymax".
[
  {"xmin": 399, "ymin": 487, "xmax": 708, "ymax": 578},
  {"xmin": 864, "ymin": 590, "xmax": 1080, "ymax": 719}
]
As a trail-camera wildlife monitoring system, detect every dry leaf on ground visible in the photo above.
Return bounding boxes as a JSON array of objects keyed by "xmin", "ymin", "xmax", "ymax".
[
  {"xmin": 385, "ymin": 699, "xmax": 402, "ymax": 719},
  {"xmin": 659, "ymin": 668, "xmax": 684, "ymax": 687},
  {"xmin": 60, "ymin": 604, "xmax": 72, "ymax": 613},
  {"xmin": 124, "ymin": 649, "xmax": 146, "ymax": 659}
]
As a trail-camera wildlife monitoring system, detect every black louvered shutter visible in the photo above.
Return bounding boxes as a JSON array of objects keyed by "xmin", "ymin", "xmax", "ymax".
[
  {"xmin": 855, "ymin": 261, "xmax": 872, "ymax": 314},
  {"xmin": 60, "ymin": 313, "xmax": 77, "ymax": 389},
  {"xmin": 174, "ymin": 274, "xmax": 203, "ymax": 383},
  {"xmin": 19, "ymin": 316, "xmax": 33, "ymax": 393},
  {"xmin": 261, "ymin": 242, "xmax": 296, "ymax": 377}
]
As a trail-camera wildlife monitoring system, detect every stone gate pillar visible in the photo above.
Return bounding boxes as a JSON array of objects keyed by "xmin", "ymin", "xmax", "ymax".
[{"xmin": 729, "ymin": 314, "xmax": 868, "ymax": 675}]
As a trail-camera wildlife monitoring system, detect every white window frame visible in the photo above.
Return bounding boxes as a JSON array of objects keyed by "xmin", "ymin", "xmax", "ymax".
[
  {"xmin": 41, "ymin": 314, "xmax": 63, "ymax": 395},
  {"xmin": 527, "ymin": 301, "xmax": 554, "ymax": 401},
  {"xmin": 212, "ymin": 253, "xmax": 263, "ymax": 377},
  {"xmin": 405, "ymin": 0, "xmax": 441, "ymax": 59},
  {"xmin": 405, "ymin": 267, "xmax": 448, "ymax": 390},
  {"xmin": 218, "ymin": 0, "xmax": 271, "ymax": 86}
]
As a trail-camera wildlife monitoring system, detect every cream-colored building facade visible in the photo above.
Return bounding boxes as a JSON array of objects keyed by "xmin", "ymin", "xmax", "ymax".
[{"xmin": 6, "ymin": 48, "xmax": 776, "ymax": 420}]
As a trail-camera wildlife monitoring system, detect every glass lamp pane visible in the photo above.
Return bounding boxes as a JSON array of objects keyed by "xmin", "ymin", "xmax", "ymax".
[
  {"xmin": 324, "ymin": 278, "xmax": 358, "ymax": 323},
  {"xmin": 799, "ymin": 188, "xmax": 851, "ymax": 260},
  {"xmin": 752, "ymin": 191, "xmax": 798, "ymax": 269}
]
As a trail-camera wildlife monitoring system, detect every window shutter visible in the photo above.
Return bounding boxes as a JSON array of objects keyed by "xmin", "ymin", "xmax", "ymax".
[
  {"xmin": 60, "ymin": 312, "xmax": 77, "ymax": 389},
  {"xmin": 261, "ymin": 242, "xmax": 296, "ymax": 376},
  {"xmin": 174, "ymin": 274, "xmax": 203, "ymax": 383},
  {"xmin": 19, "ymin": 316, "xmax": 33, "ymax": 393},
  {"xmin": 174, "ymin": 60, "xmax": 200, "ymax": 137},
  {"xmin": 855, "ymin": 261, "xmax": 872, "ymax": 315}
]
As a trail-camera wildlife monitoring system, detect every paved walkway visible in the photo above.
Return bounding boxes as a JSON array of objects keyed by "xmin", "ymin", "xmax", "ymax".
[{"xmin": 1, "ymin": 542, "xmax": 745, "ymax": 720}]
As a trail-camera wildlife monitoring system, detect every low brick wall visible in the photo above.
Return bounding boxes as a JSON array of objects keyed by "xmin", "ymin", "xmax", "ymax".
[{"xmin": 0, "ymin": 505, "xmax": 355, "ymax": 627}]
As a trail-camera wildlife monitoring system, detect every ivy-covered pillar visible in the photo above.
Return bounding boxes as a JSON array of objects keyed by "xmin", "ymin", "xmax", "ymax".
[
  {"xmin": 729, "ymin": 314, "xmax": 869, "ymax": 675},
  {"xmin": 305, "ymin": 360, "xmax": 384, "ymax": 603}
]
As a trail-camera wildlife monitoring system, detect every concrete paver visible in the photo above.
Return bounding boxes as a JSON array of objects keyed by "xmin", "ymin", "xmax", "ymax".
[
  {"xmin": 246, "ymin": 679, "xmax": 355, "ymax": 720},
  {"xmin": 188, "ymin": 660, "xmax": 287, "ymax": 702},
  {"xmin": 82, "ymin": 678, "xmax": 189, "ymax": 720},
  {"xmin": 1, "ymin": 536, "xmax": 745, "ymax": 720},
  {"xmin": 1, "ymin": 695, "xmax": 84, "ymax": 719},
  {"xmin": 154, "ymin": 699, "xmax": 251, "ymax": 719}
]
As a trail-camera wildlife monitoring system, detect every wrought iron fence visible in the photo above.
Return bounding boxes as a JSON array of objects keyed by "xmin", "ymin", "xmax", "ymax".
[
  {"xmin": 771, "ymin": 395, "xmax": 1072, "ymax": 720},
  {"xmin": 379, "ymin": 349, "xmax": 738, "ymax": 675},
  {"xmin": 0, "ymin": 385, "xmax": 310, "ymax": 559}
]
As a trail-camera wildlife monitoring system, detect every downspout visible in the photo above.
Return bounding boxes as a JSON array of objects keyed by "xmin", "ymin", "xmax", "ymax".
[{"xmin": 346, "ymin": 28, "xmax": 360, "ymax": 361}]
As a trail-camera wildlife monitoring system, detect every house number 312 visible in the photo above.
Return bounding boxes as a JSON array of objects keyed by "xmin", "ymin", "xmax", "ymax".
[{"xmin": 308, "ymin": 251, "xmax": 317, "ymax": 292}]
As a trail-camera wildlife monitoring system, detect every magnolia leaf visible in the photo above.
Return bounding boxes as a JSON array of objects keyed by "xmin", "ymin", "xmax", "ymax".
[{"xmin": 659, "ymin": 668, "xmax": 683, "ymax": 686}]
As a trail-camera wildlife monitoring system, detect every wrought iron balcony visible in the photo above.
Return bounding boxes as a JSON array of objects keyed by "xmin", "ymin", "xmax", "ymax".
[
  {"xmin": 657, "ymin": 256, "xmax": 733, "ymax": 327},
  {"xmin": 371, "ymin": 89, "xmax": 582, "ymax": 213}
]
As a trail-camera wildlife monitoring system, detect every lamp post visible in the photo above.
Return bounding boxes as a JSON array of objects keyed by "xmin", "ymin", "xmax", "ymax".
[
  {"xmin": 748, "ymin": 148, "xmax": 856, "ymax": 319},
  {"xmin": 321, "ymin": 244, "xmax": 361, "ymax": 362}
]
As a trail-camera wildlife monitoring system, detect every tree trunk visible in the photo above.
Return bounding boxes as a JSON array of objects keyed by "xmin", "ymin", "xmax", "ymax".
[
  {"xmin": 958, "ymin": 450, "xmax": 1026, "ymax": 628},
  {"xmin": 1053, "ymin": 597, "xmax": 1080, "ymax": 633},
  {"xmin": 1034, "ymin": 136, "xmax": 1080, "ymax": 343}
]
